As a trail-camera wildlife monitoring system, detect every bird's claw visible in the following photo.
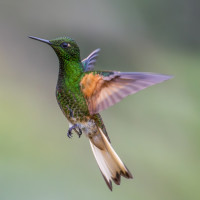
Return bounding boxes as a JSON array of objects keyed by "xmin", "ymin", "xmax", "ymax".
[
  {"xmin": 77, "ymin": 128, "xmax": 82, "ymax": 138},
  {"xmin": 67, "ymin": 124, "xmax": 82, "ymax": 139},
  {"xmin": 67, "ymin": 130, "xmax": 73, "ymax": 138}
]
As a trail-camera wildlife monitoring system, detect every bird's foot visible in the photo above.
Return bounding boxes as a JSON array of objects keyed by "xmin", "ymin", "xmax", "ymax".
[
  {"xmin": 67, "ymin": 129, "xmax": 73, "ymax": 138},
  {"xmin": 77, "ymin": 128, "xmax": 82, "ymax": 138},
  {"xmin": 67, "ymin": 124, "xmax": 82, "ymax": 139}
]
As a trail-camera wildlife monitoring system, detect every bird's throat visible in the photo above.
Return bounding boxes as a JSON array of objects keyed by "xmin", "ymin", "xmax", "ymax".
[{"xmin": 57, "ymin": 60, "xmax": 83, "ymax": 89}]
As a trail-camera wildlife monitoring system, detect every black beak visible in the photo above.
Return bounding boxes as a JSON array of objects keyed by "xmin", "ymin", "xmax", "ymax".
[{"xmin": 28, "ymin": 36, "xmax": 52, "ymax": 44}]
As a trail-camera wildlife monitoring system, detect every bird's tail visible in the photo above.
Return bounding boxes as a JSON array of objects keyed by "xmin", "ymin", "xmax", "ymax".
[{"xmin": 89, "ymin": 127, "xmax": 133, "ymax": 191}]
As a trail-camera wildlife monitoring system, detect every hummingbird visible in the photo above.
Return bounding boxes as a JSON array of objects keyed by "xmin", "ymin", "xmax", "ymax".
[{"xmin": 29, "ymin": 36, "xmax": 172, "ymax": 191}]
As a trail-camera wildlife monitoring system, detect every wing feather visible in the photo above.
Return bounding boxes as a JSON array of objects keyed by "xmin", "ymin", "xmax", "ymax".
[
  {"xmin": 82, "ymin": 49, "xmax": 101, "ymax": 72},
  {"xmin": 80, "ymin": 71, "xmax": 173, "ymax": 115}
]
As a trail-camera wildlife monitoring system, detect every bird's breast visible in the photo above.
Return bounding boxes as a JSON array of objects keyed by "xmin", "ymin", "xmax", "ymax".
[{"xmin": 55, "ymin": 87, "xmax": 89, "ymax": 122}]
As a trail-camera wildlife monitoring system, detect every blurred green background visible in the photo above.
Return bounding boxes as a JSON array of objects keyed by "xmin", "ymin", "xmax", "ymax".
[{"xmin": 0, "ymin": 0, "xmax": 199, "ymax": 199}]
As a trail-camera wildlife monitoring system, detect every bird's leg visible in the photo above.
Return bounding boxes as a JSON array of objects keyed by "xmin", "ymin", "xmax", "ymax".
[
  {"xmin": 67, "ymin": 124, "xmax": 82, "ymax": 138},
  {"xmin": 67, "ymin": 124, "xmax": 76, "ymax": 138},
  {"xmin": 76, "ymin": 127, "xmax": 82, "ymax": 138},
  {"xmin": 66, "ymin": 105, "xmax": 74, "ymax": 118},
  {"xmin": 69, "ymin": 109, "xmax": 73, "ymax": 118}
]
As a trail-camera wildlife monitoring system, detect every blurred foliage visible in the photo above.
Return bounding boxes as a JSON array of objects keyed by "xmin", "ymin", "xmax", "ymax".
[{"xmin": 0, "ymin": 0, "xmax": 199, "ymax": 200}]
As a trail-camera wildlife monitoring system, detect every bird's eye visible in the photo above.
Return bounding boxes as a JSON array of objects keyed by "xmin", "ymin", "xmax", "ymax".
[{"xmin": 61, "ymin": 42, "xmax": 69, "ymax": 48}]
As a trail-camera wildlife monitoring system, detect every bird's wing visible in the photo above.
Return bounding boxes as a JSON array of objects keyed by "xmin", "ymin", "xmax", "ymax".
[
  {"xmin": 80, "ymin": 71, "xmax": 173, "ymax": 115},
  {"xmin": 82, "ymin": 49, "xmax": 101, "ymax": 72}
]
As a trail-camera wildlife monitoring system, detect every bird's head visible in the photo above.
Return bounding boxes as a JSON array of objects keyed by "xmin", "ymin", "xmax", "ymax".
[{"xmin": 29, "ymin": 36, "xmax": 80, "ymax": 62}]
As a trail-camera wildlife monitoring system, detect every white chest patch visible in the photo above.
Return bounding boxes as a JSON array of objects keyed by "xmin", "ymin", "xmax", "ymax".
[{"xmin": 68, "ymin": 119, "xmax": 97, "ymax": 138}]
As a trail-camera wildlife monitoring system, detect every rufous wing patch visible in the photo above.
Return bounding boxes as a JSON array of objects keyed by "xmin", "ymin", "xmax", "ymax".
[{"xmin": 80, "ymin": 73, "xmax": 103, "ymax": 98}]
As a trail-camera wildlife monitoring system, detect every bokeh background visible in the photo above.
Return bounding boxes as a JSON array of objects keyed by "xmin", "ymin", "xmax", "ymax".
[{"xmin": 0, "ymin": 0, "xmax": 200, "ymax": 200}]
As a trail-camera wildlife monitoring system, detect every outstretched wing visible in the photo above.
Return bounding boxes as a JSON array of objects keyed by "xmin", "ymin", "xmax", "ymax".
[
  {"xmin": 82, "ymin": 49, "xmax": 101, "ymax": 72},
  {"xmin": 80, "ymin": 71, "xmax": 173, "ymax": 115}
]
